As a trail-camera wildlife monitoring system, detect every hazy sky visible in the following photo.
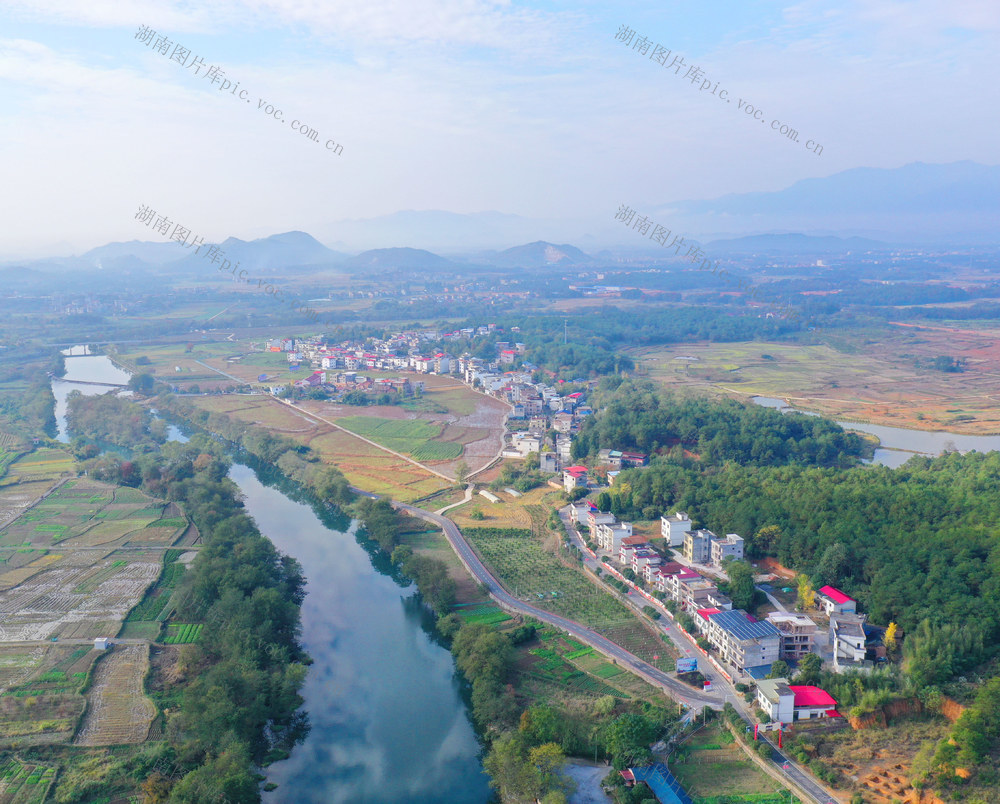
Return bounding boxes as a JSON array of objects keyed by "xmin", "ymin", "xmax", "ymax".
[{"xmin": 2, "ymin": 0, "xmax": 999, "ymax": 255}]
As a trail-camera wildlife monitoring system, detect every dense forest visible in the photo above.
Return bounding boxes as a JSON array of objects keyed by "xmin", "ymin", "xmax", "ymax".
[
  {"xmin": 602, "ymin": 452, "xmax": 1000, "ymax": 677},
  {"xmin": 573, "ymin": 379, "xmax": 867, "ymax": 467},
  {"xmin": 0, "ymin": 350, "xmax": 60, "ymax": 439}
]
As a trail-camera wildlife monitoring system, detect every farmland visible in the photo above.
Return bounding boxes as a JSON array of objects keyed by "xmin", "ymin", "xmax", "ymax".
[
  {"xmin": 0, "ymin": 645, "xmax": 98, "ymax": 746},
  {"xmin": 0, "ymin": 450, "xmax": 74, "ymax": 486},
  {"xmin": 189, "ymin": 394, "xmax": 452, "ymax": 501},
  {"xmin": 0, "ymin": 758, "xmax": 56, "ymax": 804},
  {"xmin": 0, "ymin": 477, "xmax": 188, "ymax": 752},
  {"xmin": 463, "ymin": 527, "xmax": 677, "ymax": 673},
  {"xmin": 74, "ymin": 645, "xmax": 156, "ymax": 746},
  {"xmin": 669, "ymin": 722, "xmax": 791, "ymax": 803},
  {"xmin": 334, "ymin": 416, "xmax": 463, "ymax": 461},
  {"xmin": 632, "ymin": 326, "xmax": 1000, "ymax": 434}
]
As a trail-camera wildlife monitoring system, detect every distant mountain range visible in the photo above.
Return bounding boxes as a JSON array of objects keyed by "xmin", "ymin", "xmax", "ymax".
[
  {"xmin": 659, "ymin": 161, "xmax": 1000, "ymax": 244},
  {"xmin": 473, "ymin": 241, "xmax": 593, "ymax": 268},
  {"xmin": 342, "ymin": 247, "xmax": 454, "ymax": 271},
  {"xmin": 7, "ymin": 162, "xmax": 998, "ymax": 275}
]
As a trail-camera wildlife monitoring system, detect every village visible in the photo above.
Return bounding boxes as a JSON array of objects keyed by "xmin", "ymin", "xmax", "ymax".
[{"xmin": 220, "ymin": 328, "xmax": 891, "ymax": 739}]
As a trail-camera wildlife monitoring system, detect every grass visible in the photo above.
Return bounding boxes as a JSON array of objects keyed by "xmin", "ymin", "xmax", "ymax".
[{"xmin": 335, "ymin": 416, "xmax": 462, "ymax": 460}]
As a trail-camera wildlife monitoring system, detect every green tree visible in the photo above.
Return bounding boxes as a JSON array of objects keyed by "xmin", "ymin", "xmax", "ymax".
[
  {"xmin": 814, "ymin": 542, "xmax": 848, "ymax": 585},
  {"xmin": 605, "ymin": 713, "xmax": 659, "ymax": 769},
  {"xmin": 725, "ymin": 560, "xmax": 756, "ymax": 611},
  {"xmin": 767, "ymin": 659, "xmax": 791, "ymax": 680},
  {"xmin": 795, "ymin": 653, "xmax": 823, "ymax": 685}
]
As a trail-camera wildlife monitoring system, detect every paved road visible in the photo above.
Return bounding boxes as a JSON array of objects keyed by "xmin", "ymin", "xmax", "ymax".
[
  {"xmin": 393, "ymin": 500, "xmax": 722, "ymax": 709},
  {"xmin": 356, "ymin": 485, "xmax": 835, "ymax": 803},
  {"xmin": 558, "ymin": 510, "xmax": 835, "ymax": 804}
]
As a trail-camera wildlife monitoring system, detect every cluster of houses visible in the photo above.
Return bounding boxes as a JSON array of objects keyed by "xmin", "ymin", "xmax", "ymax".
[{"xmin": 570, "ymin": 502, "xmax": 878, "ymax": 685}]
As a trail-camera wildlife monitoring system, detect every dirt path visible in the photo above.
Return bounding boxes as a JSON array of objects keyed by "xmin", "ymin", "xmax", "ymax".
[{"xmin": 272, "ymin": 397, "xmax": 457, "ymax": 482}]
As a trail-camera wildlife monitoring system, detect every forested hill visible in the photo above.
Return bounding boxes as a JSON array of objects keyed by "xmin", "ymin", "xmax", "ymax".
[{"xmin": 572, "ymin": 379, "xmax": 867, "ymax": 467}]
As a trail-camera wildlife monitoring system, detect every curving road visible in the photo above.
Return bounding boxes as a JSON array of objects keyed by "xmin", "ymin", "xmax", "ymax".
[
  {"xmin": 391, "ymin": 500, "xmax": 722, "ymax": 709},
  {"xmin": 358, "ymin": 486, "xmax": 835, "ymax": 803}
]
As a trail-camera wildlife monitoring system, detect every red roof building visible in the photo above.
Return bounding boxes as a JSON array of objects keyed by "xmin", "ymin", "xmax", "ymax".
[
  {"xmin": 789, "ymin": 686, "xmax": 837, "ymax": 708},
  {"xmin": 817, "ymin": 585, "xmax": 857, "ymax": 615}
]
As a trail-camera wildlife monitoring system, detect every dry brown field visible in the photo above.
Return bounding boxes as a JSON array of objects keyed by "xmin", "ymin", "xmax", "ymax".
[
  {"xmin": 632, "ymin": 324, "xmax": 1000, "ymax": 434},
  {"xmin": 73, "ymin": 645, "xmax": 156, "ymax": 746}
]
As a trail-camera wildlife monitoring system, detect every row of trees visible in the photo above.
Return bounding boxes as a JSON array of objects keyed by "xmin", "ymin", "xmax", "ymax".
[
  {"xmin": 158, "ymin": 394, "xmax": 353, "ymax": 507},
  {"xmin": 67, "ymin": 392, "xmax": 168, "ymax": 452}
]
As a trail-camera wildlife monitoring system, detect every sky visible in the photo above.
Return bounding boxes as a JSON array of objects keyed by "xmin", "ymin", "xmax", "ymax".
[{"xmin": 1, "ymin": 0, "xmax": 999, "ymax": 256}]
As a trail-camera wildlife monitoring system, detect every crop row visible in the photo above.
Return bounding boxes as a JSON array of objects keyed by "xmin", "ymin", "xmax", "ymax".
[{"xmin": 163, "ymin": 623, "xmax": 203, "ymax": 644}]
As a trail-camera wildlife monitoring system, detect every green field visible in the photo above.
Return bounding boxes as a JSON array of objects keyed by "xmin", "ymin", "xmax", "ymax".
[
  {"xmin": 335, "ymin": 416, "xmax": 463, "ymax": 461},
  {"xmin": 670, "ymin": 724, "xmax": 793, "ymax": 803},
  {"xmin": 464, "ymin": 527, "xmax": 675, "ymax": 673},
  {"xmin": 0, "ymin": 758, "xmax": 56, "ymax": 804},
  {"xmin": 163, "ymin": 623, "xmax": 203, "ymax": 644}
]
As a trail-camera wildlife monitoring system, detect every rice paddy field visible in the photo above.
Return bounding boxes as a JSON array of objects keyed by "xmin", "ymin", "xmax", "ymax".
[{"xmin": 463, "ymin": 527, "xmax": 677, "ymax": 674}]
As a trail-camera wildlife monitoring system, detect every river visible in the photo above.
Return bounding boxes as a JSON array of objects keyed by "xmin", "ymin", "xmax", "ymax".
[
  {"xmin": 52, "ymin": 353, "xmax": 492, "ymax": 804},
  {"xmin": 52, "ymin": 351, "xmax": 132, "ymax": 442},
  {"xmin": 752, "ymin": 396, "xmax": 1000, "ymax": 467}
]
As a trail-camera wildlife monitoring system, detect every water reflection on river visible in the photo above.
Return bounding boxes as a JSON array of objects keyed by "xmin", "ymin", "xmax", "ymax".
[
  {"xmin": 52, "ymin": 353, "xmax": 131, "ymax": 442},
  {"xmin": 232, "ymin": 465, "xmax": 491, "ymax": 804},
  {"xmin": 51, "ymin": 353, "xmax": 490, "ymax": 804}
]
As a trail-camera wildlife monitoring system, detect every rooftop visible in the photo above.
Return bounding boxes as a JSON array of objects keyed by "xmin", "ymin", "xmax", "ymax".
[
  {"xmin": 708, "ymin": 610, "xmax": 781, "ymax": 642},
  {"xmin": 756, "ymin": 677, "xmax": 792, "ymax": 702},
  {"xmin": 818, "ymin": 585, "xmax": 854, "ymax": 604},
  {"xmin": 790, "ymin": 685, "xmax": 838, "ymax": 708}
]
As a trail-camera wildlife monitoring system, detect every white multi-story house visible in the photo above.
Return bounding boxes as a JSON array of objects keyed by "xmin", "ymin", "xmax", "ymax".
[
  {"xmin": 711, "ymin": 533, "xmax": 745, "ymax": 565},
  {"xmin": 595, "ymin": 521, "xmax": 633, "ymax": 553},
  {"xmin": 704, "ymin": 610, "xmax": 781, "ymax": 676},
  {"xmin": 660, "ymin": 512, "xmax": 692, "ymax": 547}
]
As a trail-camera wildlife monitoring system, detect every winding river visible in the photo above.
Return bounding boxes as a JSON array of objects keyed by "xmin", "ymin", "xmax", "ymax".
[{"xmin": 52, "ymin": 354, "xmax": 491, "ymax": 804}]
